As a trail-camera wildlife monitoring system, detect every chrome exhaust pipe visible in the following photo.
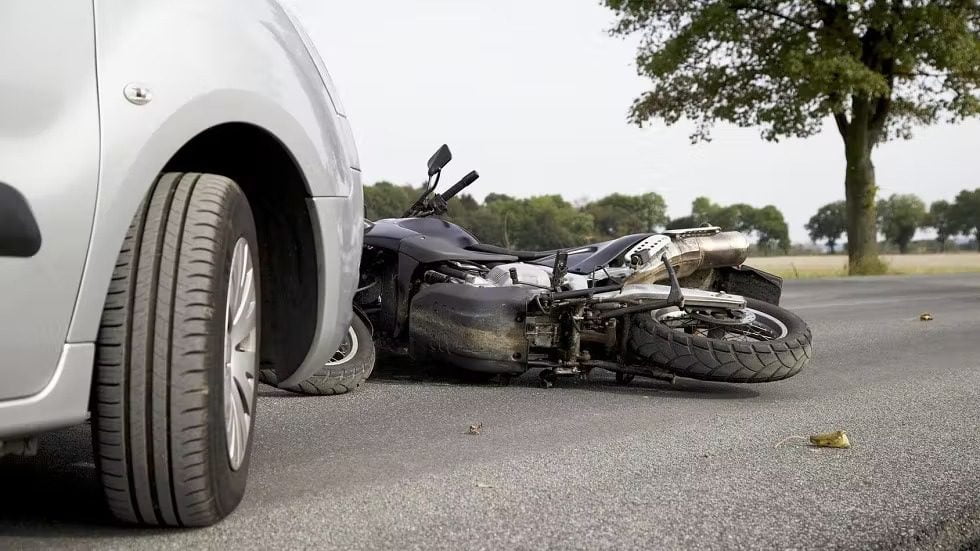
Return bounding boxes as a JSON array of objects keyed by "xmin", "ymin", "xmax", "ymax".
[{"xmin": 623, "ymin": 230, "xmax": 749, "ymax": 285}]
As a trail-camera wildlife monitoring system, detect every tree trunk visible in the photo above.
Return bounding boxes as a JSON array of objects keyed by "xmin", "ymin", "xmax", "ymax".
[
  {"xmin": 843, "ymin": 153, "xmax": 881, "ymax": 272},
  {"xmin": 828, "ymin": 241, "xmax": 836, "ymax": 255},
  {"xmin": 842, "ymin": 109, "xmax": 884, "ymax": 275}
]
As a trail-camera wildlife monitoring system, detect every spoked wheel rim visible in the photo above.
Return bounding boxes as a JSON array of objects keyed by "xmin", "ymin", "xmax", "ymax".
[
  {"xmin": 652, "ymin": 306, "xmax": 788, "ymax": 342},
  {"xmin": 326, "ymin": 326, "xmax": 359, "ymax": 366},
  {"xmin": 223, "ymin": 238, "xmax": 257, "ymax": 471}
]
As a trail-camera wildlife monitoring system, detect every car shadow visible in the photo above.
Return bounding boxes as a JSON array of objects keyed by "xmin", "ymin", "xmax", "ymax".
[{"xmin": 0, "ymin": 424, "xmax": 175, "ymax": 539}]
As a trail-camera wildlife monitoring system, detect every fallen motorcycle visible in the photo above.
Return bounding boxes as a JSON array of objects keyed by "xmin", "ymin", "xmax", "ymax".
[{"xmin": 304, "ymin": 144, "xmax": 812, "ymax": 391}]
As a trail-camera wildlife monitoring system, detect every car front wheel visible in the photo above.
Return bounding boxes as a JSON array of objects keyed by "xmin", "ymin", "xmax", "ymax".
[{"xmin": 93, "ymin": 172, "xmax": 260, "ymax": 527}]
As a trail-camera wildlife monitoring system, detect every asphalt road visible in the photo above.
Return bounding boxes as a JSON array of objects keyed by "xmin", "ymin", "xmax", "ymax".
[{"xmin": 2, "ymin": 274, "xmax": 979, "ymax": 550}]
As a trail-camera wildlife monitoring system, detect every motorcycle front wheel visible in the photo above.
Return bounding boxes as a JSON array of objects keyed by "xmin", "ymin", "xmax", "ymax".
[
  {"xmin": 627, "ymin": 298, "xmax": 811, "ymax": 383},
  {"xmin": 260, "ymin": 315, "xmax": 375, "ymax": 395}
]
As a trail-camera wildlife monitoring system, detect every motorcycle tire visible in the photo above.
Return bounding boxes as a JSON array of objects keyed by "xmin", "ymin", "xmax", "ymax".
[
  {"xmin": 627, "ymin": 297, "xmax": 811, "ymax": 383},
  {"xmin": 260, "ymin": 315, "xmax": 375, "ymax": 395}
]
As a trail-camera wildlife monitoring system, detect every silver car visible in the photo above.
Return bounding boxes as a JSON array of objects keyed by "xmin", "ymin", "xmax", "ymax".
[{"xmin": 0, "ymin": 0, "xmax": 364, "ymax": 526}]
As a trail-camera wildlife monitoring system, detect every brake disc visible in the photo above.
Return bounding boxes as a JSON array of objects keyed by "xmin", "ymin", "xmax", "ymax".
[{"xmin": 687, "ymin": 308, "xmax": 757, "ymax": 326}]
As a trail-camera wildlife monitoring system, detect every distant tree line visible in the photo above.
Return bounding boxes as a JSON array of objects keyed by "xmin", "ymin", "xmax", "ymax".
[
  {"xmin": 806, "ymin": 189, "xmax": 980, "ymax": 254},
  {"xmin": 666, "ymin": 197, "xmax": 790, "ymax": 254},
  {"xmin": 364, "ymin": 181, "xmax": 789, "ymax": 253}
]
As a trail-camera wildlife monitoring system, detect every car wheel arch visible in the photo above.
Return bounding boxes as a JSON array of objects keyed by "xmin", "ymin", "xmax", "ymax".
[{"xmin": 161, "ymin": 122, "xmax": 322, "ymax": 385}]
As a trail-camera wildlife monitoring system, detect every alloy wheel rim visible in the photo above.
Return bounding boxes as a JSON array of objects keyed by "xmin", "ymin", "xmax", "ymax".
[
  {"xmin": 223, "ymin": 238, "xmax": 257, "ymax": 471},
  {"xmin": 653, "ymin": 307, "xmax": 788, "ymax": 342},
  {"xmin": 326, "ymin": 326, "xmax": 359, "ymax": 366}
]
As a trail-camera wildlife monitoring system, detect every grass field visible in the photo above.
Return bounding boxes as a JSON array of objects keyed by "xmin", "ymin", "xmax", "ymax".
[{"xmin": 746, "ymin": 253, "xmax": 980, "ymax": 279}]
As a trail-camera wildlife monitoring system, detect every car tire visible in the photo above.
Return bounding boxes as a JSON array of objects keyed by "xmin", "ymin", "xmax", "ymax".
[
  {"xmin": 259, "ymin": 315, "xmax": 375, "ymax": 395},
  {"xmin": 92, "ymin": 172, "xmax": 260, "ymax": 527}
]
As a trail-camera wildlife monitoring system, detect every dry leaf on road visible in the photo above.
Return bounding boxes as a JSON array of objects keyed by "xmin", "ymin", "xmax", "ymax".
[{"xmin": 809, "ymin": 430, "xmax": 851, "ymax": 448}]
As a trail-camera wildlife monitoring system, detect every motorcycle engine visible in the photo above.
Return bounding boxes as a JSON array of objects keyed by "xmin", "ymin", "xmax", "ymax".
[
  {"xmin": 485, "ymin": 262, "xmax": 591, "ymax": 290},
  {"xmin": 487, "ymin": 263, "xmax": 552, "ymax": 288}
]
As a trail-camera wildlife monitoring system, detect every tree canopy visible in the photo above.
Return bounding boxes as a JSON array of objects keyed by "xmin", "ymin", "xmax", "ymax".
[
  {"xmin": 877, "ymin": 193, "xmax": 927, "ymax": 253},
  {"xmin": 805, "ymin": 200, "xmax": 848, "ymax": 253},
  {"xmin": 670, "ymin": 196, "xmax": 791, "ymax": 252},
  {"xmin": 604, "ymin": 0, "xmax": 980, "ymax": 142},
  {"xmin": 926, "ymin": 199, "xmax": 955, "ymax": 251},
  {"xmin": 583, "ymin": 192, "xmax": 669, "ymax": 238},
  {"xmin": 604, "ymin": 0, "xmax": 980, "ymax": 273},
  {"xmin": 952, "ymin": 188, "xmax": 980, "ymax": 249}
]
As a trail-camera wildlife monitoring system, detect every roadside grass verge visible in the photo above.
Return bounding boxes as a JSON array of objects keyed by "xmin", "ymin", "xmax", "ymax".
[{"xmin": 746, "ymin": 254, "xmax": 980, "ymax": 280}]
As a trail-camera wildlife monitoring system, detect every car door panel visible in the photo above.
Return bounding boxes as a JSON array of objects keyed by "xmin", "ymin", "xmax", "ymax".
[{"xmin": 0, "ymin": 1, "xmax": 100, "ymax": 400}]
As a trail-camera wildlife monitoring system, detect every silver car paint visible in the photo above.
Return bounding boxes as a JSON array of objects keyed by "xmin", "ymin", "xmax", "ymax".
[
  {"xmin": 291, "ymin": 190, "xmax": 364, "ymax": 387},
  {"xmin": 0, "ymin": 2, "xmax": 100, "ymax": 401},
  {"xmin": 0, "ymin": 344, "xmax": 95, "ymax": 437},
  {"xmin": 0, "ymin": 1, "xmax": 362, "ymax": 435}
]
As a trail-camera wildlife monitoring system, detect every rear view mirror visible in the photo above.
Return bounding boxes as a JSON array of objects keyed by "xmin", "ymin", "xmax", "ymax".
[{"xmin": 427, "ymin": 144, "xmax": 452, "ymax": 177}]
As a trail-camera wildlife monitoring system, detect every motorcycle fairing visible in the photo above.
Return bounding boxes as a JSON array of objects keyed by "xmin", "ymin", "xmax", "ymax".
[
  {"xmin": 365, "ymin": 217, "xmax": 517, "ymax": 264},
  {"xmin": 365, "ymin": 217, "xmax": 516, "ymax": 337}
]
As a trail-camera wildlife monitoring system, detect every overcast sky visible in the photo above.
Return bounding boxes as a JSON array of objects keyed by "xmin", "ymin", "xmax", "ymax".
[{"xmin": 288, "ymin": 0, "xmax": 980, "ymax": 243}]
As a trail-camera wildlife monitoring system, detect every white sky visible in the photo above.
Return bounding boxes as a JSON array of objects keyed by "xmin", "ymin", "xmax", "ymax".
[{"xmin": 288, "ymin": 0, "xmax": 980, "ymax": 243}]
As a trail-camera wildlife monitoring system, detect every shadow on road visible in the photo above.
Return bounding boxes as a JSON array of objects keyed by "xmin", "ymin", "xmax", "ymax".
[
  {"xmin": 2, "ymin": 355, "xmax": 757, "ymax": 535},
  {"xmin": 0, "ymin": 425, "xmax": 170, "ymax": 539},
  {"xmin": 366, "ymin": 353, "xmax": 760, "ymax": 401}
]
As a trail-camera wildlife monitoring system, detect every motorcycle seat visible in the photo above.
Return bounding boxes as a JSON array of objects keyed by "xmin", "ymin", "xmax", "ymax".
[{"xmin": 466, "ymin": 243, "xmax": 559, "ymax": 261}]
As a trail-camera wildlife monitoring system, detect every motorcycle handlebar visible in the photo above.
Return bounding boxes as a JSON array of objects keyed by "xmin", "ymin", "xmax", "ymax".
[{"xmin": 440, "ymin": 170, "xmax": 479, "ymax": 202}]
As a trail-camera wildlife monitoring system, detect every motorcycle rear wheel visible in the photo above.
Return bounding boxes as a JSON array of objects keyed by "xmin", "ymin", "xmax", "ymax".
[{"xmin": 627, "ymin": 298, "xmax": 811, "ymax": 383}]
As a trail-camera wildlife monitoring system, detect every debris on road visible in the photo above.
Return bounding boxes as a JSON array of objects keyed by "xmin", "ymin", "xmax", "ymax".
[
  {"xmin": 475, "ymin": 482, "xmax": 494, "ymax": 489},
  {"xmin": 809, "ymin": 430, "xmax": 851, "ymax": 448},
  {"xmin": 467, "ymin": 423, "xmax": 483, "ymax": 435},
  {"xmin": 775, "ymin": 430, "xmax": 852, "ymax": 449},
  {"xmin": 920, "ymin": 312, "xmax": 934, "ymax": 321}
]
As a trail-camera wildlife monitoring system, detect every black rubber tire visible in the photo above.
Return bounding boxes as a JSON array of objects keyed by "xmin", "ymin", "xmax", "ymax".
[
  {"xmin": 627, "ymin": 298, "xmax": 812, "ymax": 383},
  {"xmin": 92, "ymin": 173, "xmax": 260, "ymax": 527},
  {"xmin": 260, "ymin": 315, "xmax": 375, "ymax": 395},
  {"xmin": 615, "ymin": 372, "xmax": 635, "ymax": 385}
]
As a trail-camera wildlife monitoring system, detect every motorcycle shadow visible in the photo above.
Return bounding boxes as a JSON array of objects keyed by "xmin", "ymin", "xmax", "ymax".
[{"xmin": 369, "ymin": 352, "xmax": 760, "ymax": 401}]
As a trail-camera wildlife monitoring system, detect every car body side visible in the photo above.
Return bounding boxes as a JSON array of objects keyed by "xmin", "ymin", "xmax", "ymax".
[{"xmin": 0, "ymin": 0, "xmax": 362, "ymax": 438}]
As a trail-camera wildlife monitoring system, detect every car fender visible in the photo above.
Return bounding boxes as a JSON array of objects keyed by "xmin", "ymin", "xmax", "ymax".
[{"xmin": 68, "ymin": 0, "xmax": 360, "ymax": 349}]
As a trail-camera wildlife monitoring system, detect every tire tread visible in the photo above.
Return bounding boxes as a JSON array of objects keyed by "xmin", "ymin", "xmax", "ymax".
[
  {"xmin": 93, "ymin": 173, "xmax": 258, "ymax": 527},
  {"xmin": 627, "ymin": 298, "xmax": 812, "ymax": 383}
]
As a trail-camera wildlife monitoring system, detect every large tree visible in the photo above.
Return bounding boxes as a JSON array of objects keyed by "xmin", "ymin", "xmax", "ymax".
[
  {"xmin": 926, "ymin": 199, "xmax": 955, "ymax": 251},
  {"xmin": 877, "ymin": 193, "xmax": 927, "ymax": 253},
  {"xmin": 805, "ymin": 200, "xmax": 847, "ymax": 253},
  {"xmin": 604, "ymin": 0, "xmax": 980, "ymax": 274}
]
